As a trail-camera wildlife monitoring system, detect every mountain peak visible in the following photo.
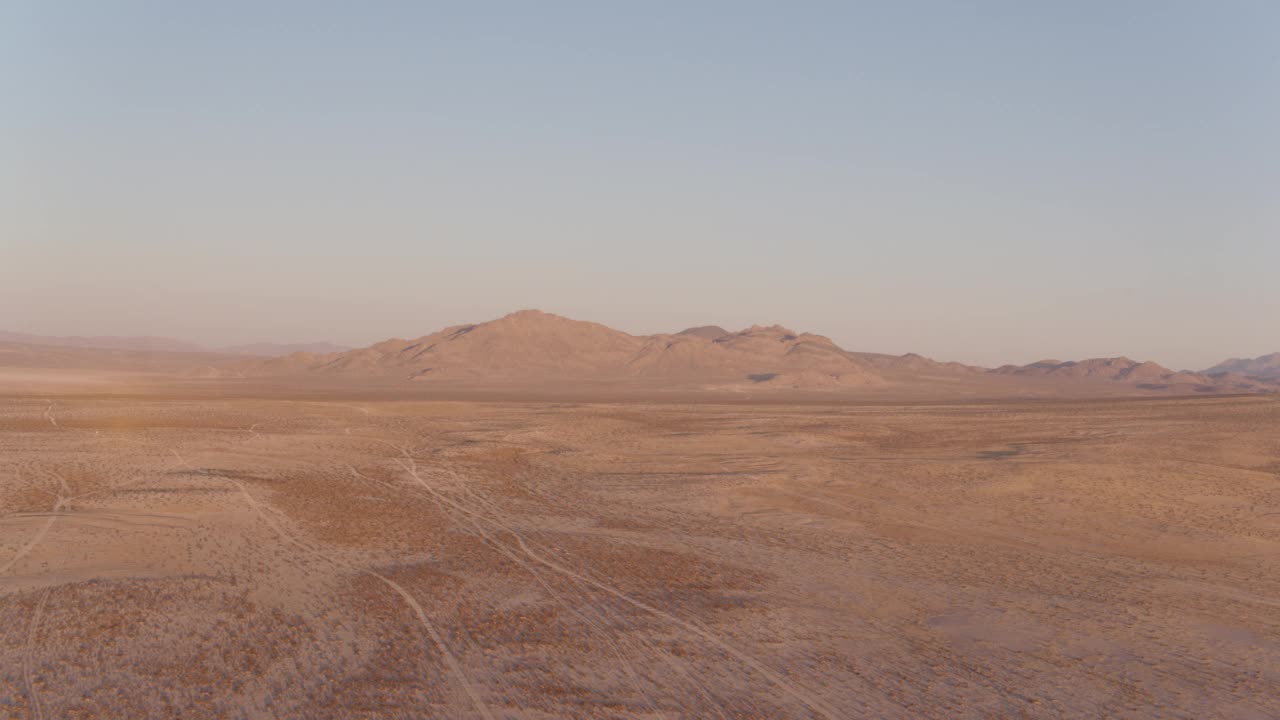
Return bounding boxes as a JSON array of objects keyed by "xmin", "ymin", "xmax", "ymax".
[
  {"xmin": 742, "ymin": 324, "xmax": 800, "ymax": 338},
  {"xmin": 677, "ymin": 325, "xmax": 730, "ymax": 341},
  {"xmin": 502, "ymin": 308, "xmax": 549, "ymax": 318},
  {"xmin": 494, "ymin": 308, "xmax": 559, "ymax": 323}
]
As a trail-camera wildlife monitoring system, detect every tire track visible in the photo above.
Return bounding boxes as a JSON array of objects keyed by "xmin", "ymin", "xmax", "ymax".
[
  {"xmin": 23, "ymin": 588, "xmax": 51, "ymax": 720},
  {"xmin": 1, "ymin": 480, "xmax": 68, "ymax": 575},
  {"xmin": 432, "ymin": 467, "xmax": 731, "ymax": 718},
  {"xmin": 445, "ymin": 468, "xmax": 739, "ymax": 719},
  {"xmin": 390, "ymin": 451, "xmax": 839, "ymax": 719},
  {"xmin": 416, "ymin": 474, "xmax": 730, "ymax": 715},
  {"xmin": 183, "ymin": 450, "xmax": 498, "ymax": 720},
  {"xmin": 349, "ymin": 464, "xmax": 663, "ymax": 715}
]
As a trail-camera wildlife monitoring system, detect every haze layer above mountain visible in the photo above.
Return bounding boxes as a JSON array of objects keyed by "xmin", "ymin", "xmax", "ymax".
[
  {"xmin": 0, "ymin": 330, "xmax": 207, "ymax": 354},
  {"xmin": 0, "ymin": 331, "xmax": 349, "ymax": 357},
  {"xmin": 219, "ymin": 341, "xmax": 353, "ymax": 357}
]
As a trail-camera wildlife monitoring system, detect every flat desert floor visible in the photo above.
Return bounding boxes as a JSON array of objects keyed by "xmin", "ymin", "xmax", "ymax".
[{"xmin": 1, "ymin": 385, "xmax": 1278, "ymax": 718}]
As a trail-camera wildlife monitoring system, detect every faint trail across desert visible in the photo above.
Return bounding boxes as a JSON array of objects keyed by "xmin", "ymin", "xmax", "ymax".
[
  {"xmin": 199, "ymin": 453, "xmax": 500, "ymax": 720},
  {"xmin": 2, "ymin": 392, "xmax": 1278, "ymax": 718},
  {"xmin": 391, "ymin": 450, "xmax": 844, "ymax": 720},
  {"xmin": 350, "ymin": 462, "xmax": 668, "ymax": 716},
  {"xmin": 22, "ymin": 588, "xmax": 51, "ymax": 720},
  {"xmin": 1, "ymin": 481, "xmax": 68, "ymax": 575}
]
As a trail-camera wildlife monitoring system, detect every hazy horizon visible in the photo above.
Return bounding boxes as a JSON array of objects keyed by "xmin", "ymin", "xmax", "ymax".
[
  {"xmin": 1, "ymin": 305, "xmax": 1273, "ymax": 372},
  {"xmin": 5, "ymin": 2, "xmax": 1278, "ymax": 369}
]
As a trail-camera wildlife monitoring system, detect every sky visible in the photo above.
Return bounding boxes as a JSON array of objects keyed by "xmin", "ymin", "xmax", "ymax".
[{"xmin": 2, "ymin": 1, "xmax": 1277, "ymax": 369}]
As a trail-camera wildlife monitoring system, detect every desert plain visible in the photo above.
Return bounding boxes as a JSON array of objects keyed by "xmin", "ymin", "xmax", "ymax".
[{"xmin": 1, "ymin": 369, "xmax": 1278, "ymax": 719}]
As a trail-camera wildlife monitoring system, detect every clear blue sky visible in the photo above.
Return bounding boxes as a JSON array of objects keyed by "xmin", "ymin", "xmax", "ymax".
[{"xmin": 3, "ymin": 1, "xmax": 1277, "ymax": 368}]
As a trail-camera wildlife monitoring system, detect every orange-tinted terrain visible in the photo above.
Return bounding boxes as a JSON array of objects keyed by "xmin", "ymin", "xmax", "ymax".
[{"xmin": 2, "ymin": 367, "xmax": 1277, "ymax": 718}]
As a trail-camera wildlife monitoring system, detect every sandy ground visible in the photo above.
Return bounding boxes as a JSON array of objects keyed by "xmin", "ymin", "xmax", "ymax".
[{"xmin": 1, "ymin": 382, "xmax": 1278, "ymax": 718}]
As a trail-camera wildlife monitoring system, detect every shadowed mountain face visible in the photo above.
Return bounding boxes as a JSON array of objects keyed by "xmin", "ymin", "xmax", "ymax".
[
  {"xmin": 1205, "ymin": 353, "xmax": 1280, "ymax": 380},
  {"xmin": 631, "ymin": 324, "xmax": 885, "ymax": 386}
]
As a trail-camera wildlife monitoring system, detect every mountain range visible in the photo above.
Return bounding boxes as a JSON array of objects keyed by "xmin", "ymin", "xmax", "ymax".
[
  {"xmin": 230, "ymin": 310, "xmax": 1275, "ymax": 393},
  {"xmin": 5, "ymin": 313, "xmax": 1277, "ymax": 394},
  {"xmin": 242, "ymin": 310, "xmax": 897, "ymax": 387}
]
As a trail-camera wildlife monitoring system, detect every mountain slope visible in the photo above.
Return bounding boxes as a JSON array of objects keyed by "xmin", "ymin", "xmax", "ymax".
[
  {"xmin": 1204, "ymin": 353, "xmax": 1280, "ymax": 380},
  {"xmin": 260, "ymin": 310, "xmax": 644, "ymax": 380},
  {"xmin": 851, "ymin": 351, "xmax": 986, "ymax": 376},
  {"xmin": 628, "ymin": 325, "xmax": 883, "ymax": 386}
]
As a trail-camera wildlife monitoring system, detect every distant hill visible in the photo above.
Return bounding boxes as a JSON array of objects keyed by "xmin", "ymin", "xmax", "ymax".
[
  {"xmin": 851, "ymin": 351, "xmax": 987, "ymax": 376},
  {"xmin": 219, "ymin": 342, "xmax": 352, "ymax": 357},
  {"xmin": 1204, "ymin": 353, "xmax": 1280, "ymax": 380},
  {"xmin": 0, "ymin": 331, "xmax": 350, "ymax": 359},
  {"xmin": 0, "ymin": 341, "xmax": 243, "ymax": 373},
  {"xmin": 0, "ymin": 331, "xmax": 206, "ymax": 354},
  {"xmin": 991, "ymin": 357, "xmax": 1178, "ymax": 381},
  {"xmin": 990, "ymin": 357, "xmax": 1268, "ymax": 392}
]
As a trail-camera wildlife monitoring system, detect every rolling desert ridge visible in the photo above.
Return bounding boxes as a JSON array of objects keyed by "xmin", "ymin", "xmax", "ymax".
[{"xmin": 1, "ymin": 311, "xmax": 1278, "ymax": 718}]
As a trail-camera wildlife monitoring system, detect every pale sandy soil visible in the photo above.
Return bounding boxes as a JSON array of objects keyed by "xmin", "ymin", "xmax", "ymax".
[{"xmin": 1, "ymin": 378, "xmax": 1277, "ymax": 718}]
